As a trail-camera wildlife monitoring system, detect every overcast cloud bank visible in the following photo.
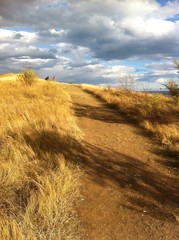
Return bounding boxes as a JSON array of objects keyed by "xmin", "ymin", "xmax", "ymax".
[{"xmin": 0, "ymin": 0, "xmax": 179, "ymax": 89}]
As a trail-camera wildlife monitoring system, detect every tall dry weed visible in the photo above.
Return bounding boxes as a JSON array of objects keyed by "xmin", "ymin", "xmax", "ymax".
[{"xmin": 0, "ymin": 80, "xmax": 82, "ymax": 240}]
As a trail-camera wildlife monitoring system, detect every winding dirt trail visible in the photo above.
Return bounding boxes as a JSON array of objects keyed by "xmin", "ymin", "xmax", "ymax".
[{"xmin": 65, "ymin": 85, "xmax": 178, "ymax": 240}]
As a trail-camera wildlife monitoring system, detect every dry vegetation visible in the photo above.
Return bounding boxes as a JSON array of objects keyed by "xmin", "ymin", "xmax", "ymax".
[
  {"xmin": 82, "ymin": 85, "xmax": 179, "ymax": 155},
  {"xmin": 0, "ymin": 73, "xmax": 18, "ymax": 81},
  {"xmin": 0, "ymin": 79, "xmax": 82, "ymax": 240},
  {"xmin": 17, "ymin": 69, "xmax": 38, "ymax": 86}
]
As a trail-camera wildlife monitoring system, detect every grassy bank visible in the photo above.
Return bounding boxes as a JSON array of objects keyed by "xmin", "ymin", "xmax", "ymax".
[
  {"xmin": 82, "ymin": 85, "xmax": 179, "ymax": 156},
  {"xmin": 0, "ymin": 80, "xmax": 82, "ymax": 240}
]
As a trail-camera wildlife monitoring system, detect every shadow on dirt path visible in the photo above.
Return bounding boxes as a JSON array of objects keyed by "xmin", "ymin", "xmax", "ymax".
[
  {"xmin": 65, "ymin": 140, "xmax": 178, "ymax": 221},
  {"xmin": 63, "ymin": 85, "xmax": 179, "ymax": 239},
  {"xmin": 74, "ymin": 102, "xmax": 128, "ymax": 124}
]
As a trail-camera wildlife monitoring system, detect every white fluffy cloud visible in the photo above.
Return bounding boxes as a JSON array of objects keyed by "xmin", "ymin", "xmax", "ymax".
[
  {"xmin": 120, "ymin": 17, "xmax": 175, "ymax": 37},
  {"xmin": 0, "ymin": 29, "xmax": 37, "ymax": 43}
]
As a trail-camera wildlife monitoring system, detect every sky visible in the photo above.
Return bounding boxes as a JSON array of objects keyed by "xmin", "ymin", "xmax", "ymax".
[{"xmin": 0, "ymin": 0, "xmax": 179, "ymax": 90}]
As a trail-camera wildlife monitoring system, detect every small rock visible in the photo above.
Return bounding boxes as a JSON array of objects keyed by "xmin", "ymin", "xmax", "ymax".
[
  {"xmin": 173, "ymin": 210, "xmax": 179, "ymax": 223},
  {"xmin": 176, "ymin": 216, "xmax": 179, "ymax": 222}
]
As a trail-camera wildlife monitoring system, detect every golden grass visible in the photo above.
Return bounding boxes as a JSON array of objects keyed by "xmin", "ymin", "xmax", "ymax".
[
  {"xmin": 0, "ymin": 73, "xmax": 18, "ymax": 81},
  {"xmin": 82, "ymin": 84, "xmax": 179, "ymax": 153},
  {"xmin": 0, "ymin": 80, "xmax": 82, "ymax": 240}
]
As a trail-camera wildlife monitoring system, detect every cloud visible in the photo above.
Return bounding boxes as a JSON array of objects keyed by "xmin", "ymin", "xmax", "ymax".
[
  {"xmin": 0, "ymin": 29, "xmax": 37, "ymax": 44},
  {"xmin": 0, "ymin": 0, "xmax": 179, "ymax": 88},
  {"xmin": 0, "ymin": 43, "xmax": 56, "ymax": 61},
  {"xmin": 137, "ymin": 61, "xmax": 178, "ymax": 85},
  {"xmin": 156, "ymin": 78, "xmax": 168, "ymax": 84},
  {"xmin": 152, "ymin": 0, "xmax": 179, "ymax": 19},
  {"xmin": 38, "ymin": 62, "xmax": 134, "ymax": 85}
]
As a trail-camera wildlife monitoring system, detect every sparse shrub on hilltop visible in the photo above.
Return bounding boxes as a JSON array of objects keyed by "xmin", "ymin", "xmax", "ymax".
[
  {"xmin": 118, "ymin": 75, "xmax": 136, "ymax": 91},
  {"xmin": 17, "ymin": 68, "xmax": 38, "ymax": 86},
  {"xmin": 174, "ymin": 60, "xmax": 179, "ymax": 73},
  {"xmin": 163, "ymin": 79, "xmax": 179, "ymax": 98},
  {"xmin": 163, "ymin": 61, "xmax": 179, "ymax": 98}
]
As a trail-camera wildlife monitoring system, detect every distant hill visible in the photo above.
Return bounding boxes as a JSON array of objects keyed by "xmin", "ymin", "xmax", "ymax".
[{"xmin": 142, "ymin": 90, "xmax": 170, "ymax": 96}]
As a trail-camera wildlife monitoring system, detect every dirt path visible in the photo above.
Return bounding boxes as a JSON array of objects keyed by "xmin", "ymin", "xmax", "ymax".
[{"xmin": 64, "ymin": 85, "xmax": 178, "ymax": 240}]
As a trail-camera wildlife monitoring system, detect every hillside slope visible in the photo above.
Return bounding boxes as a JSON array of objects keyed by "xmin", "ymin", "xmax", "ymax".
[{"xmin": 0, "ymin": 80, "xmax": 82, "ymax": 240}]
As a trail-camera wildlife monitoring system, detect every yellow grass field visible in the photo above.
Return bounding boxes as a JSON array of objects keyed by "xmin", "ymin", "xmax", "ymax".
[
  {"xmin": 0, "ymin": 73, "xmax": 18, "ymax": 81},
  {"xmin": 0, "ymin": 78, "xmax": 82, "ymax": 240},
  {"xmin": 82, "ymin": 85, "xmax": 179, "ymax": 155}
]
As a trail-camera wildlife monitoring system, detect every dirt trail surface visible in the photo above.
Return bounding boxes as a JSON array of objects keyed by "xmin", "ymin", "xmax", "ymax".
[{"xmin": 64, "ymin": 85, "xmax": 178, "ymax": 240}]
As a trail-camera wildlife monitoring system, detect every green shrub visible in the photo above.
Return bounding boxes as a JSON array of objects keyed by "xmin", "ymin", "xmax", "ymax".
[{"xmin": 17, "ymin": 69, "xmax": 38, "ymax": 86}]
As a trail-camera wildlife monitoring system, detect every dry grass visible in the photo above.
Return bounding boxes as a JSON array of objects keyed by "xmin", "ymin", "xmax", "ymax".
[
  {"xmin": 0, "ymin": 73, "xmax": 18, "ymax": 81},
  {"xmin": 82, "ymin": 84, "xmax": 179, "ymax": 154},
  {"xmin": 17, "ymin": 69, "xmax": 38, "ymax": 86},
  {"xmin": 0, "ymin": 80, "xmax": 82, "ymax": 240}
]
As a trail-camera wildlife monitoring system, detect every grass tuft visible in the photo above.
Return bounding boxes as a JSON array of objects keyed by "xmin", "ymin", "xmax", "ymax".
[{"xmin": 17, "ymin": 69, "xmax": 38, "ymax": 86}]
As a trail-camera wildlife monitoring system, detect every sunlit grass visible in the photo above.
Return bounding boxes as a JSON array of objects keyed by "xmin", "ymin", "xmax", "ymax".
[
  {"xmin": 0, "ymin": 73, "xmax": 17, "ymax": 81},
  {"xmin": 0, "ymin": 79, "xmax": 82, "ymax": 240}
]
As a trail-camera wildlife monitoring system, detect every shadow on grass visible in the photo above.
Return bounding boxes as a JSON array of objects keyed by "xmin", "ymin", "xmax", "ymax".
[{"xmin": 24, "ymin": 130, "xmax": 178, "ymax": 223}]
